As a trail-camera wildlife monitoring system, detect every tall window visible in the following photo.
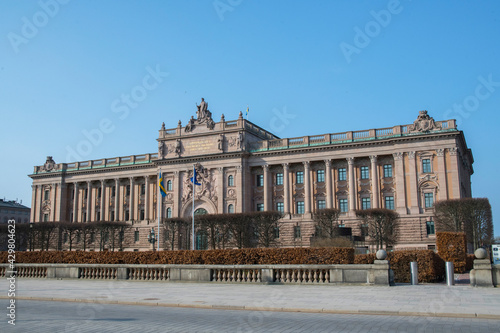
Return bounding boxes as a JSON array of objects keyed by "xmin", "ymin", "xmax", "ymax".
[
  {"xmin": 140, "ymin": 209, "xmax": 144, "ymax": 220},
  {"xmin": 294, "ymin": 225, "xmax": 301, "ymax": 238},
  {"xmin": 338, "ymin": 168, "xmax": 346, "ymax": 181},
  {"xmin": 44, "ymin": 190, "xmax": 49, "ymax": 201},
  {"xmin": 339, "ymin": 199, "xmax": 348, "ymax": 213},
  {"xmin": 166, "ymin": 207, "xmax": 172, "ymax": 218},
  {"xmin": 296, "ymin": 171, "xmax": 304, "ymax": 184},
  {"xmin": 43, "ymin": 213, "xmax": 49, "ymax": 222},
  {"xmin": 424, "ymin": 193, "xmax": 434, "ymax": 208},
  {"xmin": 112, "ymin": 186, "xmax": 116, "ymax": 197},
  {"xmin": 167, "ymin": 180, "xmax": 172, "ymax": 191},
  {"xmin": 426, "ymin": 220, "xmax": 435, "ymax": 235},
  {"xmin": 228, "ymin": 175, "xmax": 234, "ymax": 187},
  {"xmin": 360, "ymin": 166, "xmax": 369, "ymax": 180},
  {"xmin": 361, "ymin": 197, "xmax": 371, "ymax": 210},
  {"xmin": 276, "ymin": 202, "xmax": 284, "ymax": 214},
  {"xmin": 98, "ymin": 187, "xmax": 102, "ymax": 198},
  {"xmin": 84, "ymin": 188, "xmax": 88, "ymax": 199},
  {"xmin": 125, "ymin": 210, "xmax": 130, "ymax": 221},
  {"xmin": 228, "ymin": 204, "xmax": 234, "ymax": 213},
  {"xmin": 257, "ymin": 203, "xmax": 264, "ymax": 211},
  {"xmin": 296, "ymin": 201, "xmax": 305, "ymax": 214},
  {"xmin": 274, "ymin": 226, "xmax": 280, "ymax": 239},
  {"xmin": 317, "ymin": 200, "xmax": 326, "ymax": 210},
  {"xmin": 126, "ymin": 185, "xmax": 130, "ymax": 196},
  {"xmin": 82, "ymin": 212, "xmax": 86, "ymax": 222},
  {"xmin": 385, "ymin": 196, "xmax": 394, "ymax": 210},
  {"xmin": 96, "ymin": 211, "xmax": 101, "ymax": 221},
  {"xmin": 276, "ymin": 173, "xmax": 283, "ymax": 185},
  {"xmin": 256, "ymin": 174, "xmax": 264, "ymax": 187},
  {"xmin": 110, "ymin": 211, "xmax": 115, "ymax": 221},
  {"xmin": 134, "ymin": 230, "xmax": 139, "ymax": 242},
  {"xmin": 383, "ymin": 164, "xmax": 393, "ymax": 178},
  {"xmin": 141, "ymin": 184, "xmax": 145, "ymax": 195},
  {"xmin": 317, "ymin": 169, "xmax": 325, "ymax": 183},
  {"xmin": 422, "ymin": 159, "xmax": 432, "ymax": 173}
]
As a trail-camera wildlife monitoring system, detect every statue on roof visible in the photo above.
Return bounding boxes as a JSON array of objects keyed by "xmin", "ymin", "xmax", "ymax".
[
  {"xmin": 185, "ymin": 98, "xmax": 215, "ymax": 132},
  {"xmin": 408, "ymin": 110, "xmax": 442, "ymax": 133}
]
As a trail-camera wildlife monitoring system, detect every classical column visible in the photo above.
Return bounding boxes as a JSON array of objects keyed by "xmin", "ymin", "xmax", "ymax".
[
  {"xmin": 393, "ymin": 152, "xmax": 407, "ymax": 214},
  {"xmin": 36, "ymin": 185, "xmax": 43, "ymax": 222},
  {"xmin": 129, "ymin": 177, "xmax": 134, "ymax": 221},
  {"xmin": 407, "ymin": 151, "xmax": 419, "ymax": 213},
  {"xmin": 369, "ymin": 156, "xmax": 380, "ymax": 209},
  {"xmin": 73, "ymin": 183, "xmax": 79, "ymax": 222},
  {"xmin": 144, "ymin": 176, "xmax": 150, "ymax": 220},
  {"xmin": 236, "ymin": 165, "xmax": 243, "ymax": 213},
  {"xmin": 218, "ymin": 168, "xmax": 224, "ymax": 214},
  {"xmin": 114, "ymin": 178, "xmax": 120, "ymax": 221},
  {"xmin": 86, "ymin": 181, "xmax": 91, "ymax": 222},
  {"xmin": 347, "ymin": 157, "xmax": 356, "ymax": 214},
  {"xmin": 436, "ymin": 149, "xmax": 449, "ymax": 201},
  {"xmin": 30, "ymin": 185, "xmax": 36, "ymax": 222},
  {"xmin": 50, "ymin": 183, "xmax": 57, "ymax": 221},
  {"xmin": 173, "ymin": 171, "xmax": 180, "ymax": 218},
  {"xmin": 100, "ymin": 180, "xmax": 105, "ymax": 221},
  {"xmin": 303, "ymin": 161, "xmax": 311, "ymax": 214},
  {"xmin": 283, "ymin": 163, "xmax": 290, "ymax": 214},
  {"xmin": 325, "ymin": 160, "xmax": 333, "ymax": 209},
  {"xmin": 448, "ymin": 148, "xmax": 460, "ymax": 199},
  {"xmin": 263, "ymin": 165, "xmax": 270, "ymax": 211},
  {"xmin": 56, "ymin": 183, "xmax": 65, "ymax": 222}
]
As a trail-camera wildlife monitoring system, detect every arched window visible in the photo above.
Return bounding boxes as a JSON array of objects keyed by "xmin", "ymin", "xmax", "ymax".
[
  {"xmin": 228, "ymin": 175, "xmax": 234, "ymax": 187},
  {"xmin": 166, "ymin": 207, "xmax": 172, "ymax": 218},
  {"xmin": 228, "ymin": 204, "xmax": 234, "ymax": 213},
  {"xmin": 194, "ymin": 208, "xmax": 208, "ymax": 215},
  {"xmin": 167, "ymin": 180, "xmax": 172, "ymax": 191}
]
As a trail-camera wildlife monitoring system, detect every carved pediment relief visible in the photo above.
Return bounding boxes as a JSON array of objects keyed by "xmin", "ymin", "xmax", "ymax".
[{"xmin": 408, "ymin": 110, "xmax": 442, "ymax": 133}]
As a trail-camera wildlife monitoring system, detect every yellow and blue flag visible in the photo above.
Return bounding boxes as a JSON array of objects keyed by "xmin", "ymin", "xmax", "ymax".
[
  {"xmin": 190, "ymin": 168, "xmax": 201, "ymax": 186},
  {"xmin": 245, "ymin": 106, "xmax": 249, "ymax": 117},
  {"xmin": 159, "ymin": 172, "xmax": 167, "ymax": 197}
]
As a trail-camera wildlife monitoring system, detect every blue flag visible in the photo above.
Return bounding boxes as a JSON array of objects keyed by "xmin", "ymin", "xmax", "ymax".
[
  {"xmin": 190, "ymin": 168, "xmax": 201, "ymax": 186},
  {"xmin": 159, "ymin": 172, "xmax": 167, "ymax": 197}
]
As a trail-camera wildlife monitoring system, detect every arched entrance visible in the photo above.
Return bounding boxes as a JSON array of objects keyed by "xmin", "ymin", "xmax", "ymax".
[{"xmin": 195, "ymin": 208, "xmax": 208, "ymax": 250}]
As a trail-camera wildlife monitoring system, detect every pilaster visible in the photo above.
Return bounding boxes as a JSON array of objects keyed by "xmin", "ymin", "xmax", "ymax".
[
  {"xmin": 369, "ymin": 156, "xmax": 379, "ymax": 209},
  {"xmin": 347, "ymin": 157, "xmax": 356, "ymax": 216},
  {"xmin": 393, "ymin": 152, "xmax": 407, "ymax": 214},
  {"xmin": 407, "ymin": 151, "xmax": 419, "ymax": 214}
]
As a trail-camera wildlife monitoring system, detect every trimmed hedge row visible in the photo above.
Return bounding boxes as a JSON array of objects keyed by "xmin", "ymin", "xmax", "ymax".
[
  {"xmin": 354, "ymin": 250, "xmax": 445, "ymax": 283},
  {"xmin": 436, "ymin": 232, "xmax": 467, "ymax": 273},
  {"xmin": 0, "ymin": 247, "xmax": 354, "ymax": 265}
]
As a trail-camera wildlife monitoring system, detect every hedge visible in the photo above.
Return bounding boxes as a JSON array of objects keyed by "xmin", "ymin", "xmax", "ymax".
[
  {"xmin": 354, "ymin": 250, "xmax": 445, "ymax": 283},
  {"xmin": 0, "ymin": 247, "xmax": 354, "ymax": 265},
  {"xmin": 436, "ymin": 232, "xmax": 467, "ymax": 273}
]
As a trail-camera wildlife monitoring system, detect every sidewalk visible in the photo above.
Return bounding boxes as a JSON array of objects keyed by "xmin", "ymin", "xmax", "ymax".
[{"xmin": 1, "ymin": 278, "xmax": 499, "ymax": 319}]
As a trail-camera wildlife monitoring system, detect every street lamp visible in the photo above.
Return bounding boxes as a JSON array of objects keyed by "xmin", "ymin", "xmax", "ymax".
[
  {"xmin": 29, "ymin": 222, "xmax": 33, "ymax": 251},
  {"xmin": 147, "ymin": 227, "xmax": 156, "ymax": 251}
]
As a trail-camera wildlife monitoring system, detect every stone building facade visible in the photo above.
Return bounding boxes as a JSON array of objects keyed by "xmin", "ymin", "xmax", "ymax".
[{"xmin": 29, "ymin": 104, "xmax": 473, "ymax": 251}]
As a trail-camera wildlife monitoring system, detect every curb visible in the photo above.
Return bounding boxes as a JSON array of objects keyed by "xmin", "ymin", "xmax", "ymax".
[{"xmin": 2, "ymin": 296, "xmax": 499, "ymax": 320}]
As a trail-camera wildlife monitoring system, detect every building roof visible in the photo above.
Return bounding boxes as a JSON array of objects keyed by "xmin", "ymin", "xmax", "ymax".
[{"xmin": 0, "ymin": 199, "xmax": 30, "ymax": 210}]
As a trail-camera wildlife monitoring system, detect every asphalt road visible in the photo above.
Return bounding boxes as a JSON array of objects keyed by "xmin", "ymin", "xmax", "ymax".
[{"xmin": 2, "ymin": 300, "xmax": 500, "ymax": 333}]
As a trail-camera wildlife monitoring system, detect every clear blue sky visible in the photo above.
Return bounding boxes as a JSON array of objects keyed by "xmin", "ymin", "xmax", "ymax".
[{"xmin": 1, "ymin": 1, "xmax": 499, "ymax": 236}]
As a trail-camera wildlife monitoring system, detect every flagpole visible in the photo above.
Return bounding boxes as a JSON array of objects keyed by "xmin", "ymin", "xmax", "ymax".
[
  {"xmin": 157, "ymin": 170, "xmax": 161, "ymax": 251},
  {"xmin": 192, "ymin": 164, "xmax": 195, "ymax": 250}
]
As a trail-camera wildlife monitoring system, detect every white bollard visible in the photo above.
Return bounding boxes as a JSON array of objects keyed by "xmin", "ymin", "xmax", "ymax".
[{"xmin": 410, "ymin": 261, "xmax": 418, "ymax": 285}]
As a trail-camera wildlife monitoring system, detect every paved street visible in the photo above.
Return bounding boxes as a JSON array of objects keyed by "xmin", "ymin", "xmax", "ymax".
[{"xmin": 1, "ymin": 300, "xmax": 500, "ymax": 333}]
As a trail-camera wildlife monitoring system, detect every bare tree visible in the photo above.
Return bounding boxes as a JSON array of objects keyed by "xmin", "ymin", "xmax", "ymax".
[
  {"xmin": 228, "ymin": 213, "xmax": 254, "ymax": 249},
  {"xmin": 434, "ymin": 199, "xmax": 467, "ymax": 232},
  {"xmin": 355, "ymin": 209, "xmax": 400, "ymax": 250},
  {"xmin": 32, "ymin": 222, "xmax": 59, "ymax": 251},
  {"xmin": 163, "ymin": 217, "xmax": 186, "ymax": 250},
  {"xmin": 58, "ymin": 222, "xmax": 82, "ymax": 251},
  {"xmin": 312, "ymin": 208, "xmax": 341, "ymax": 238},
  {"xmin": 252, "ymin": 211, "xmax": 283, "ymax": 248}
]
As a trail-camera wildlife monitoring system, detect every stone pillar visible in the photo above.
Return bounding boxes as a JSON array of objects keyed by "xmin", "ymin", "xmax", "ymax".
[
  {"xmin": 369, "ymin": 156, "xmax": 379, "ymax": 209},
  {"xmin": 407, "ymin": 151, "xmax": 419, "ymax": 214},
  {"xmin": 303, "ymin": 161, "xmax": 311, "ymax": 214},
  {"xmin": 100, "ymin": 180, "xmax": 105, "ymax": 221},
  {"xmin": 217, "ymin": 168, "xmax": 224, "ymax": 214},
  {"xmin": 393, "ymin": 152, "xmax": 407, "ymax": 214},
  {"xmin": 263, "ymin": 165, "xmax": 270, "ymax": 211},
  {"xmin": 86, "ymin": 181, "xmax": 91, "ymax": 222},
  {"xmin": 50, "ymin": 183, "xmax": 57, "ymax": 221},
  {"xmin": 73, "ymin": 183, "xmax": 79, "ymax": 222},
  {"xmin": 36, "ymin": 185, "xmax": 42, "ymax": 222},
  {"xmin": 173, "ymin": 171, "xmax": 180, "ymax": 218},
  {"xmin": 236, "ymin": 165, "xmax": 243, "ymax": 213},
  {"xmin": 30, "ymin": 185, "xmax": 36, "ymax": 222},
  {"xmin": 283, "ymin": 163, "xmax": 290, "ymax": 214},
  {"xmin": 56, "ymin": 183, "xmax": 65, "ymax": 222},
  {"xmin": 129, "ymin": 177, "xmax": 134, "ymax": 221},
  {"xmin": 470, "ymin": 259, "xmax": 494, "ymax": 287},
  {"xmin": 114, "ymin": 178, "xmax": 120, "ymax": 221},
  {"xmin": 347, "ymin": 157, "xmax": 356, "ymax": 215},
  {"xmin": 436, "ymin": 149, "xmax": 448, "ymax": 201},
  {"xmin": 448, "ymin": 148, "xmax": 460, "ymax": 199},
  {"xmin": 144, "ymin": 176, "xmax": 150, "ymax": 220},
  {"xmin": 325, "ymin": 160, "xmax": 333, "ymax": 209}
]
